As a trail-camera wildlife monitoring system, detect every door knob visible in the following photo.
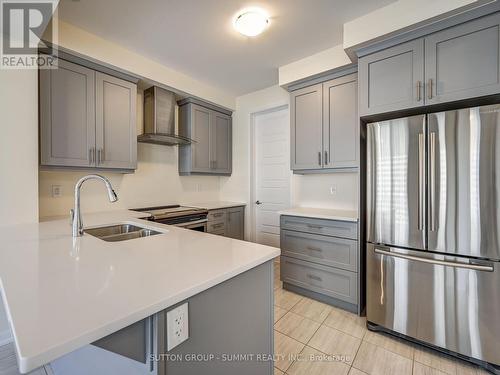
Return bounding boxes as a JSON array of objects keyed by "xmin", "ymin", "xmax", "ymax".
[{"xmin": 255, "ymin": 200, "xmax": 262, "ymax": 205}]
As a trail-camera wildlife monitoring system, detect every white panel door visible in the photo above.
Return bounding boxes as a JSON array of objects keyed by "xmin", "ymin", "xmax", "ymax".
[{"xmin": 254, "ymin": 107, "xmax": 291, "ymax": 247}]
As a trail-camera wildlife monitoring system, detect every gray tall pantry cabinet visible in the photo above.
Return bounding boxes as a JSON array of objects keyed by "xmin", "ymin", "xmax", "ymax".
[
  {"xmin": 359, "ymin": 12, "xmax": 500, "ymax": 116},
  {"xmin": 40, "ymin": 58, "xmax": 137, "ymax": 171},
  {"xmin": 290, "ymin": 71, "xmax": 358, "ymax": 173},
  {"xmin": 178, "ymin": 98, "xmax": 232, "ymax": 176}
]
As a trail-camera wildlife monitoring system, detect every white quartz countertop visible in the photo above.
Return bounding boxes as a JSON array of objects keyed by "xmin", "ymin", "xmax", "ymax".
[
  {"xmin": 184, "ymin": 201, "xmax": 246, "ymax": 210},
  {"xmin": 279, "ymin": 207, "xmax": 358, "ymax": 222},
  {"xmin": 0, "ymin": 211, "xmax": 279, "ymax": 373}
]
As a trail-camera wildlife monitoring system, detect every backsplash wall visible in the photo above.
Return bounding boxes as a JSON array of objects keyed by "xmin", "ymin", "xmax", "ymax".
[
  {"xmin": 38, "ymin": 88, "xmax": 221, "ymax": 219},
  {"xmin": 292, "ymin": 173, "xmax": 358, "ymax": 210}
]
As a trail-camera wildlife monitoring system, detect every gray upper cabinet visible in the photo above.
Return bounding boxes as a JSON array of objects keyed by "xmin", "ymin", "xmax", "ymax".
[
  {"xmin": 359, "ymin": 13, "xmax": 500, "ymax": 116},
  {"xmin": 40, "ymin": 59, "xmax": 96, "ymax": 167},
  {"xmin": 95, "ymin": 72, "xmax": 137, "ymax": 170},
  {"xmin": 211, "ymin": 111, "xmax": 232, "ymax": 174},
  {"xmin": 40, "ymin": 57, "xmax": 137, "ymax": 171},
  {"xmin": 290, "ymin": 72, "xmax": 359, "ymax": 173},
  {"xmin": 323, "ymin": 73, "xmax": 358, "ymax": 169},
  {"xmin": 178, "ymin": 100, "xmax": 233, "ymax": 176},
  {"xmin": 359, "ymin": 39, "xmax": 424, "ymax": 116},
  {"xmin": 226, "ymin": 207, "xmax": 244, "ymax": 240},
  {"xmin": 290, "ymin": 84, "xmax": 323, "ymax": 170},
  {"xmin": 425, "ymin": 13, "xmax": 500, "ymax": 105}
]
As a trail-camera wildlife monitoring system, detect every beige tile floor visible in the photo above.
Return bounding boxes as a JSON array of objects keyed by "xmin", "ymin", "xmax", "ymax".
[{"xmin": 272, "ymin": 260, "xmax": 490, "ymax": 375}]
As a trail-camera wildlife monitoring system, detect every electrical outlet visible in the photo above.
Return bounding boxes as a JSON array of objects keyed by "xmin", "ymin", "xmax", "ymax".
[
  {"xmin": 330, "ymin": 185, "xmax": 337, "ymax": 195},
  {"xmin": 166, "ymin": 303, "xmax": 189, "ymax": 351},
  {"xmin": 51, "ymin": 185, "xmax": 63, "ymax": 198}
]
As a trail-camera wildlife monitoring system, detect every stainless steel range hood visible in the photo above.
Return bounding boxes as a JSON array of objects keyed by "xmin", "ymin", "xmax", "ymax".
[{"xmin": 137, "ymin": 86, "xmax": 193, "ymax": 146}]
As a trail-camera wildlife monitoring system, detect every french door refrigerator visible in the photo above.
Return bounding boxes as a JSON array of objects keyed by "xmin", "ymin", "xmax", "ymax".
[{"xmin": 366, "ymin": 104, "xmax": 500, "ymax": 372}]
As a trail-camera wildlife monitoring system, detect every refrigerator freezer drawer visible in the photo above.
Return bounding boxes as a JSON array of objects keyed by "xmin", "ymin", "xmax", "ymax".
[
  {"xmin": 281, "ymin": 256, "xmax": 358, "ymax": 304},
  {"xmin": 367, "ymin": 243, "xmax": 500, "ymax": 365}
]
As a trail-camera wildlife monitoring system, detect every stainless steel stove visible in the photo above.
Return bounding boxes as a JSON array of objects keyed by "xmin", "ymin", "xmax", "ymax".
[{"xmin": 131, "ymin": 205, "xmax": 208, "ymax": 232}]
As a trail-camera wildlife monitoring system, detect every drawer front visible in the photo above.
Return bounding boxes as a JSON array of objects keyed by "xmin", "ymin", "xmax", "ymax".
[
  {"xmin": 281, "ymin": 230, "xmax": 358, "ymax": 272},
  {"xmin": 281, "ymin": 256, "xmax": 357, "ymax": 304},
  {"xmin": 280, "ymin": 215, "xmax": 357, "ymax": 239},
  {"xmin": 208, "ymin": 220, "xmax": 226, "ymax": 233},
  {"xmin": 208, "ymin": 209, "xmax": 227, "ymax": 222}
]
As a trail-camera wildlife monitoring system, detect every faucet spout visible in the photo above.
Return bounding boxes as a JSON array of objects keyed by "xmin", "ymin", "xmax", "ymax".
[{"xmin": 71, "ymin": 174, "xmax": 119, "ymax": 237}]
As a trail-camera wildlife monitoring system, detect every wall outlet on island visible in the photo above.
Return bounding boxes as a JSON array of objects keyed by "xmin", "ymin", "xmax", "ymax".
[
  {"xmin": 330, "ymin": 185, "xmax": 337, "ymax": 196},
  {"xmin": 167, "ymin": 303, "xmax": 189, "ymax": 350}
]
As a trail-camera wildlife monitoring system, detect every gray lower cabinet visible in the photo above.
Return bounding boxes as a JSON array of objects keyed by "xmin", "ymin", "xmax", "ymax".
[
  {"xmin": 50, "ymin": 261, "xmax": 274, "ymax": 375},
  {"xmin": 290, "ymin": 71, "xmax": 358, "ymax": 173},
  {"xmin": 280, "ymin": 215, "xmax": 359, "ymax": 312},
  {"xmin": 178, "ymin": 99, "xmax": 232, "ymax": 176},
  {"xmin": 207, "ymin": 206, "xmax": 244, "ymax": 240},
  {"xmin": 359, "ymin": 39, "xmax": 424, "ymax": 116},
  {"xmin": 40, "ymin": 57, "xmax": 137, "ymax": 171},
  {"xmin": 359, "ymin": 12, "xmax": 500, "ymax": 116}
]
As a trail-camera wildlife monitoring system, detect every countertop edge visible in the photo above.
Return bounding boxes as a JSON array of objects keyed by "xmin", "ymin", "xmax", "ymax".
[{"xmin": 13, "ymin": 248, "xmax": 279, "ymax": 373}]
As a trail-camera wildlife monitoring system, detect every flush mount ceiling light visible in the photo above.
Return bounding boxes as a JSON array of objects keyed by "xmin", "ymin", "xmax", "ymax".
[{"xmin": 233, "ymin": 8, "xmax": 269, "ymax": 37}]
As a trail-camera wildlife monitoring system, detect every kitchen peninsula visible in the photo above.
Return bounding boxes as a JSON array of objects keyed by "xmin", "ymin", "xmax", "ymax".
[{"xmin": 0, "ymin": 211, "xmax": 279, "ymax": 374}]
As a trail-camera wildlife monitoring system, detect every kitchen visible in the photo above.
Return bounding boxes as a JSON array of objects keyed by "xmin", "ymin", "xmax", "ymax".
[{"xmin": 1, "ymin": 0, "xmax": 500, "ymax": 374}]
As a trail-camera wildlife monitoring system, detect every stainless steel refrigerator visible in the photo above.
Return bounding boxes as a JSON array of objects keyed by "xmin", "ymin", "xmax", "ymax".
[{"xmin": 366, "ymin": 104, "xmax": 500, "ymax": 371}]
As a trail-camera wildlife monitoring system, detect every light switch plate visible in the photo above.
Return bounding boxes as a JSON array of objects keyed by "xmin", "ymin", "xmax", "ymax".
[
  {"xmin": 51, "ymin": 185, "xmax": 62, "ymax": 198},
  {"xmin": 166, "ymin": 303, "xmax": 189, "ymax": 351}
]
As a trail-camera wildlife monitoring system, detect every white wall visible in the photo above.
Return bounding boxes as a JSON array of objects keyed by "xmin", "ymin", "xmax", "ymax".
[
  {"xmin": 343, "ymin": 0, "xmax": 482, "ymax": 49},
  {"xmin": 278, "ymin": 45, "xmax": 352, "ymax": 87},
  {"xmin": 0, "ymin": 69, "xmax": 40, "ymax": 344},
  {"xmin": 220, "ymin": 84, "xmax": 359, "ymax": 238}
]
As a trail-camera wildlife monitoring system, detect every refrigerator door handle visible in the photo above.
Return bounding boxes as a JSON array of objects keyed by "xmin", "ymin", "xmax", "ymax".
[
  {"xmin": 418, "ymin": 133, "xmax": 425, "ymax": 231},
  {"xmin": 430, "ymin": 132, "xmax": 437, "ymax": 231},
  {"xmin": 374, "ymin": 248, "xmax": 494, "ymax": 272}
]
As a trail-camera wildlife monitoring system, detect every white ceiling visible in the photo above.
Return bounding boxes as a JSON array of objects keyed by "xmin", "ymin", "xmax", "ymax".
[{"xmin": 58, "ymin": 0, "xmax": 395, "ymax": 96}]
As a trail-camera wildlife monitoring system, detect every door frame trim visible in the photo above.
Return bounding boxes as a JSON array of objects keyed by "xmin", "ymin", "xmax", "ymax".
[{"xmin": 250, "ymin": 103, "xmax": 291, "ymax": 243}]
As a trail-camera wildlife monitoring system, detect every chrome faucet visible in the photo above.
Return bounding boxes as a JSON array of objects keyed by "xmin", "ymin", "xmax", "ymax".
[{"xmin": 71, "ymin": 174, "xmax": 118, "ymax": 237}]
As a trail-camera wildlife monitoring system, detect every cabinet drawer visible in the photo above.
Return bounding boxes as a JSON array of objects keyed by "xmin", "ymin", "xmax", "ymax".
[
  {"xmin": 281, "ymin": 256, "xmax": 357, "ymax": 304},
  {"xmin": 280, "ymin": 215, "xmax": 357, "ymax": 239},
  {"xmin": 208, "ymin": 209, "xmax": 227, "ymax": 222},
  {"xmin": 208, "ymin": 220, "xmax": 226, "ymax": 233},
  {"xmin": 281, "ymin": 230, "xmax": 358, "ymax": 272}
]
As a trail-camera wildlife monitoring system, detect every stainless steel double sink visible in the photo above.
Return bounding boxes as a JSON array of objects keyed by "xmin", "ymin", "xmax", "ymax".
[{"xmin": 84, "ymin": 223, "xmax": 162, "ymax": 242}]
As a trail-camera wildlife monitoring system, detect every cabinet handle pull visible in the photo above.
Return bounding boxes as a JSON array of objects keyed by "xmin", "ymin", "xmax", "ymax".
[
  {"xmin": 318, "ymin": 151, "xmax": 322, "ymax": 166},
  {"xmin": 416, "ymin": 81, "xmax": 422, "ymax": 101},
  {"xmin": 213, "ymin": 213, "xmax": 223, "ymax": 218},
  {"xmin": 428, "ymin": 79, "xmax": 433, "ymax": 99},
  {"xmin": 307, "ymin": 273, "xmax": 322, "ymax": 282},
  {"xmin": 307, "ymin": 246, "xmax": 322, "ymax": 252},
  {"xmin": 89, "ymin": 148, "xmax": 94, "ymax": 165},
  {"xmin": 324, "ymin": 151, "xmax": 328, "ymax": 165},
  {"xmin": 307, "ymin": 224, "xmax": 323, "ymax": 230}
]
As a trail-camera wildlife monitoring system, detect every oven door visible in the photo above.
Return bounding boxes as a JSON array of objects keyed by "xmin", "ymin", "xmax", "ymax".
[{"xmin": 174, "ymin": 219, "xmax": 207, "ymax": 232}]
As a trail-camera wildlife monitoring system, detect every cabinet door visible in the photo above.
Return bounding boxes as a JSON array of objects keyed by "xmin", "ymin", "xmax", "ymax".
[
  {"xmin": 425, "ymin": 13, "xmax": 500, "ymax": 105},
  {"xmin": 211, "ymin": 111, "xmax": 232, "ymax": 174},
  {"xmin": 190, "ymin": 104, "xmax": 212, "ymax": 173},
  {"xmin": 226, "ymin": 207, "xmax": 244, "ymax": 240},
  {"xmin": 359, "ymin": 39, "xmax": 424, "ymax": 116},
  {"xmin": 290, "ymin": 84, "xmax": 323, "ymax": 170},
  {"xmin": 323, "ymin": 73, "xmax": 358, "ymax": 169},
  {"xmin": 40, "ymin": 59, "xmax": 96, "ymax": 167},
  {"xmin": 95, "ymin": 72, "xmax": 137, "ymax": 170}
]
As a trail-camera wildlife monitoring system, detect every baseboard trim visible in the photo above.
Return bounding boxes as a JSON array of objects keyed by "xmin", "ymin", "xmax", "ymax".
[{"xmin": 0, "ymin": 329, "xmax": 12, "ymax": 346}]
